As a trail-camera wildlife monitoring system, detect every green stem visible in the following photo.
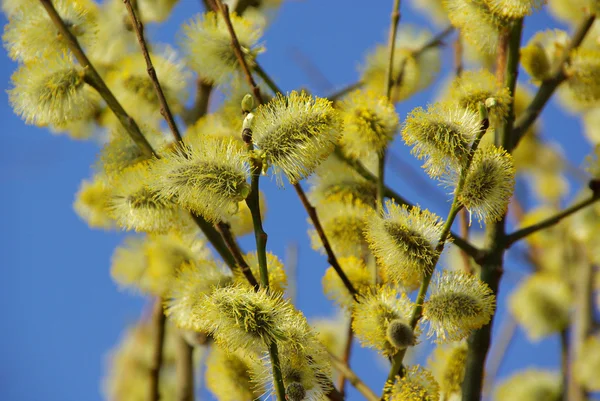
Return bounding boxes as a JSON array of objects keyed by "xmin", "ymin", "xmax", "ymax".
[
  {"xmin": 505, "ymin": 192, "xmax": 600, "ymax": 247},
  {"xmin": 511, "ymin": 15, "xmax": 595, "ymax": 149}
]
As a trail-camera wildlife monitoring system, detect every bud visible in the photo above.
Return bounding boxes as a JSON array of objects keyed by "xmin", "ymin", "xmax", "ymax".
[
  {"xmin": 521, "ymin": 42, "xmax": 551, "ymax": 81},
  {"xmin": 241, "ymin": 93, "xmax": 255, "ymax": 113},
  {"xmin": 385, "ymin": 319, "xmax": 416, "ymax": 350},
  {"xmin": 386, "ymin": 366, "xmax": 440, "ymax": 401}
]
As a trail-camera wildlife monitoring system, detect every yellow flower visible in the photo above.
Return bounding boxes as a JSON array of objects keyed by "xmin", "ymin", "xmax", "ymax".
[
  {"xmin": 9, "ymin": 55, "xmax": 100, "ymax": 127},
  {"xmin": 338, "ymin": 90, "xmax": 399, "ymax": 158},
  {"xmin": 252, "ymin": 91, "xmax": 343, "ymax": 184},
  {"xmin": 402, "ymin": 103, "xmax": 481, "ymax": 179},
  {"xmin": 508, "ymin": 272, "xmax": 571, "ymax": 341},
  {"xmin": 179, "ymin": 11, "xmax": 263, "ymax": 85},
  {"xmin": 361, "ymin": 25, "xmax": 441, "ymax": 103},
  {"xmin": 111, "ymin": 233, "xmax": 210, "ymax": 297},
  {"xmin": 164, "ymin": 261, "xmax": 233, "ymax": 332},
  {"xmin": 494, "ymin": 369, "xmax": 562, "ymax": 401},
  {"xmin": 352, "ymin": 286, "xmax": 416, "ymax": 356},
  {"xmin": 446, "ymin": 70, "xmax": 512, "ymax": 128},
  {"xmin": 190, "ymin": 284, "xmax": 295, "ymax": 353},
  {"xmin": 573, "ymin": 334, "xmax": 600, "ymax": 391},
  {"xmin": 427, "ymin": 342, "xmax": 468, "ymax": 397},
  {"xmin": 73, "ymin": 176, "xmax": 115, "ymax": 230},
  {"xmin": 322, "ymin": 256, "xmax": 374, "ymax": 309},
  {"xmin": 520, "ymin": 29, "xmax": 570, "ymax": 82},
  {"xmin": 444, "ymin": 0, "xmax": 510, "ymax": 56},
  {"xmin": 137, "ymin": 0, "xmax": 178, "ymax": 23},
  {"xmin": 547, "ymin": 0, "xmax": 599, "ymax": 25},
  {"xmin": 107, "ymin": 162, "xmax": 188, "ymax": 234},
  {"xmin": 205, "ymin": 345, "xmax": 264, "ymax": 401},
  {"xmin": 423, "ymin": 271, "xmax": 495, "ymax": 342},
  {"xmin": 561, "ymin": 48, "xmax": 600, "ymax": 111},
  {"xmin": 365, "ymin": 201, "xmax": 445, "ymax": 288},
  {"xmin": 386, "ymin": 366, "xmax": 440, "ymax": 401},
  {"xmin": 483, "ymin": 0, "xmax": 545, "ymax": 18},
  {"xmin": 311, "ymin": 313, "xmax": 349, "ymax": 358},
  {"xmin": 3, "ymin": 0, "xmax": 97, "ymax": 62},
  {"xmin": 149, "ymin": 139, "xmax": 251, "ymax": 223},
  {"xmin": 458, "ymin": 145, "xmax": 515, "ymax": 224}
]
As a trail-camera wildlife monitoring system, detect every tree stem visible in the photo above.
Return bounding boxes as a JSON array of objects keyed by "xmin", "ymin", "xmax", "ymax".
[
  {"xmin": 175, "ymin": 335, "xmax": 194, "ymax": 401},
  {"xmin": 149, "ymin": 298, "xmax": 166, "ymax": 401}
]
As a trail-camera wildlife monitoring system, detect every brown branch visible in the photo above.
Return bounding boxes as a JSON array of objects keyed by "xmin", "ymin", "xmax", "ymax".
[
  {"xmin": 123, "ymin": 0, "xmax": 182, "ymax": 142},
  {"xmin": 294, "ymin": 183, "xmax": 358, "ymax": 298},
  {"xmin": 215, "ymin": 0, "xmax": 263, "ymax": 105},
  {"xmin": 329, "ymin": 352, "xmax": 379, "ymax": 401},
  {"xmin": 336, "ymin": 319, "xmax": 354, "ymax": 397},
  {"xmin": 182, "ymin": 79, "xmax": 213, "ymax": 126},
  {"xmin": 149, "ymin": 298, "xmax": 166, "ymax": 401},
  {"xmin": 214, "ymin": 222, "xmax": 260, "ymax": 288}
]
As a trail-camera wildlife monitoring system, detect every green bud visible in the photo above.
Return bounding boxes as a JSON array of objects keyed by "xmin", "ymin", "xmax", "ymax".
[
  {"xmin": 242, "ymin": 93, "xmax": 255, "ymax": 113},
  {"xmin": 386, "ymin": 319, "xmax": 416, "ymax": 349}
]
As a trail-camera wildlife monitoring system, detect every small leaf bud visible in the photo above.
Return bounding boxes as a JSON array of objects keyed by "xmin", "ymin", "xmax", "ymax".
[
  {"xmin": 241, "ymin": 93, "xmax": 255, "ymax": 113},
  {"xmin": 385, "ymin": 319, "xmax": 416, "ymax": 349}
]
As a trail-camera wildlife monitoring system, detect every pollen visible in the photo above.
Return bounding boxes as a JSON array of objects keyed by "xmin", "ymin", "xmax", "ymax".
[{"xmin": 251, "ymin": 91, "xmax": 343, "ymax": 184}]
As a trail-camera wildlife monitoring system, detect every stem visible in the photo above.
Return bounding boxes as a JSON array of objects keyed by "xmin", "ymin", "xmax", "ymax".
[
  {"xmin": 512, "ymin": 15, "xmax": 596, "ymax": 149},
  {"xmin": 149, "ymin": 298, "xmax": 166, "ymax": 401},
  {"xmin": 329, "ymin": 351, "xmax": 380, "ymax": 401},
  {"xmin": 461, "ymin": 19, "xmax": 523, "ymax": 401},
  {"xmin": 176, "ymin": 334, "xmax": 194, "ymax": 401},
  {"xmin": 123, "ymin": 0, "xmax": 182, "ymax": 142},
  {"xmin": 506, "ymin": 192, "xmax": 600, "ymax": 247},
  {"xmin": 482, "ymin": 316, "xmax": 517, "ymax": 397},
  {"xmin": 38, "ymin": 0, "xmax": 156, "ymax": 158},
  {"xmin": 560, "ymin": 328, "xmax": 570, "ymax": 401},
  {"xmin": 294, "ymin": 183, "xmax": 358, "ymax": 298}
]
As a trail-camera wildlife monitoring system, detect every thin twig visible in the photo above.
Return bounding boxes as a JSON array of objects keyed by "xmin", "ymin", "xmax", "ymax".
[
  {"xmin": 39, "ymin": 0, "xmax": 155, "ymax": 157},
  {"xmin": 215, "ymin": 222, "xmax": 260, "ymax": 288},
  {"xmin": 216, "ymin": 1, "xmax": 263, "ymax": 104},
  {"xmin": 149, "ymin": 298, "xmax": 166, "ymax": 401},
  {"xmin": 329, "ymin": 352, "xmax": 380, "ymax": 401},
  {"xmin": 294, "ymin": 183, "xmax": 358, "ymax": 297},
  {"xmin": 328, "ymin": 81, "xmax": 364, "ymax": 101},
  {"xmin": 123, "ymin": 0, "xmax": 182, "ymax": 142},
  {"xmin": 505, "ymin": 191, "xmax": 600, "ymax": 247},
  {"xmin": 182, "ymin": 79, "xmax": 213, "ymax": 125},
  {"xmin": 512, "ymin": 14, "xmax": 596, "ymax": 149}
]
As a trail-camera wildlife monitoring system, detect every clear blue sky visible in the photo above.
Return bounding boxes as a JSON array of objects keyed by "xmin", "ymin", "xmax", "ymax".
[{"xmin": 0, "ymin": 1, "xmax": 595, "ymax": 400}]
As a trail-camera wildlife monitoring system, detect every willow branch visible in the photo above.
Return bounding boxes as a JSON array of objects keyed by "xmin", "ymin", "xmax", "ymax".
[
  {"xmin": 329, "ymin": 352, "xmax": 379, "ymax": 401},
  {"xmin": 214, "ymin": 222, "xmax": 260, "ymax": 288},
  {"xmin": 149, "ymin": 298, "xmax": 166, "ymax": 401},
  {"xmin": 511, "ymin": 14, "xmax": 596, "ymax": 149},
  {"xmin": 183, "ymin": 80, "xmax": 213, "ymax": 125},
  {"xmin": 505, "ymin": 190, "xmax": 600, "ymax": 247},
  {"xmin": 39, "ymin": 0, "xmax": 156, "ymax": 157},
  {"xmin": 384, "ymin": 107, "xmax": 490, "ymax": 396},
  {"xmin": 462, "ymin": 20, "xmax": 523, "ymax": 401},
  {"xmin": 123, "ymin": 0, "xmax": 182, "ymax": 142},
  {"xmin": 336, "ymin": 320, "xmax": 354, "ymax": 397}
]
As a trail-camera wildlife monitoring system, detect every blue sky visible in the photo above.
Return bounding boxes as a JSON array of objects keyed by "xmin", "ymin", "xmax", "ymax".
[{"xmin": 0, "ymin": 1, "xmax": 596, "ymax": 400}]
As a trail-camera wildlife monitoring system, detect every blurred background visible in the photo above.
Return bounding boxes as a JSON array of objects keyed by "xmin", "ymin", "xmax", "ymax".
[{"xmin": 0, "ymin": 1, "xmax": 595, "ymax": 400}]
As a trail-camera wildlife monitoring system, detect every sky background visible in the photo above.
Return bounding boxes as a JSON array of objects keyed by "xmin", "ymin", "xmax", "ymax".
[{"xmin": 0, "ymin": 1, "xmax": 597, "ymax": 400}]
